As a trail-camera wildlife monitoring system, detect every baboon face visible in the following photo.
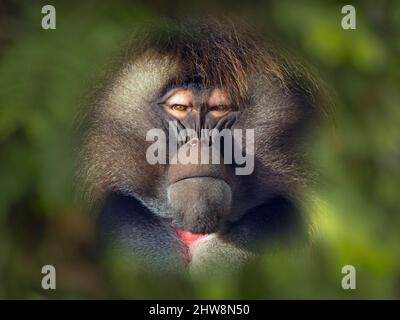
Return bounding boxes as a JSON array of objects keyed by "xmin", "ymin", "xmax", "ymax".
[
  {"xmin": 83, "ymin": 21, "xmax": 318, "ymax": 236},
  {"xmin": 158, "ymin": 86, "xmax": 237, "ymax": 233}
]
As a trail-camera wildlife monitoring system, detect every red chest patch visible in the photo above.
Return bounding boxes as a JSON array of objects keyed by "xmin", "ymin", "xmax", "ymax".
[{"xmin": 175, "ymin": 229, "xmax": 207, "ymax": 265}]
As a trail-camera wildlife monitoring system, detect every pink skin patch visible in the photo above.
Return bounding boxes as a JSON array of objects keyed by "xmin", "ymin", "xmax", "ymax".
[{"xmin": 175, "ymin": 229, "xmax": 208, "ymax": 265}]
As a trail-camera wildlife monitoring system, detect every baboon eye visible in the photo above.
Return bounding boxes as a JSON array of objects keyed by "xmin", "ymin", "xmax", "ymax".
[
  {"xmin": 159, "ymin": 88, "xmax": 193, "ymax": 120},
  {"xmin": 161, "ymin": 103, "xmax": 192, "ymax": 120},
  {"xmin": 171, "ymin": 104, "xmax": 190, "ymax": 112},
  {"xmin": 208, "ymin": 105, "xmax": 231, "ymax": 118}
]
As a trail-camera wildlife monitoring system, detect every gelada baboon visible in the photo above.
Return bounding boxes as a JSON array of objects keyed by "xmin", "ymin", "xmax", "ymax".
[{"xmin": 80, "ymin": 19, "xmax": 325, "ymax": 274}]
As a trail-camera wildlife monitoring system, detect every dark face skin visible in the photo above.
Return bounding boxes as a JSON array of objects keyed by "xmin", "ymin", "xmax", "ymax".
[{"xmin": 157, "ymin": 85, "xmax": 239, "ymax": 234}]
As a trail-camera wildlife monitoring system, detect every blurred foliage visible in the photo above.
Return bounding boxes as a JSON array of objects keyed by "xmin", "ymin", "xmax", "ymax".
[{"xmin": 0, "ymin": 0, "xmax": 399, "ymax": 299}]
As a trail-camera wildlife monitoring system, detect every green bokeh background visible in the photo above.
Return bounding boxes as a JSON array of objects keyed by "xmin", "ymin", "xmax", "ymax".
[{"xmin": 0, "ymin": 0, "xmax": 399, "ymax": 299}]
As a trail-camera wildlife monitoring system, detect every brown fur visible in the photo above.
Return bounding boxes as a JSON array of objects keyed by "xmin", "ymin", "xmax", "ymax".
[{"xmin": 78, "ymin": 19, "xmax": 329, "ymax": 273}]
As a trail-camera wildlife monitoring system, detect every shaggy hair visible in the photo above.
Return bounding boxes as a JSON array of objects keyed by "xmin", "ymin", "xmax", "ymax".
[{"xmin": 80, "ymin": 18, "xmax": 329, "ymax": 207}]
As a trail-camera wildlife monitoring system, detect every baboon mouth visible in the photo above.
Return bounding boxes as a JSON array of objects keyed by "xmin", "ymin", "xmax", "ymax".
[
  {"xmin": 167, "ymin": 177, "xmax": 232, "ymax": 235},
  {"xmin": 170, "ymin": 175, "xmax": 228, "ymax": 185}
]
